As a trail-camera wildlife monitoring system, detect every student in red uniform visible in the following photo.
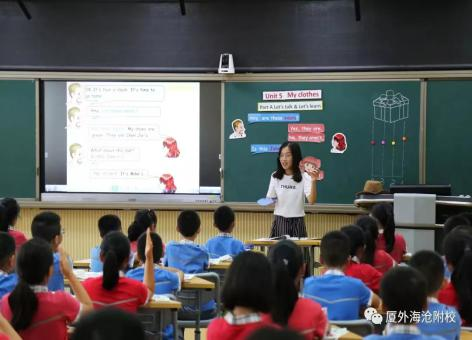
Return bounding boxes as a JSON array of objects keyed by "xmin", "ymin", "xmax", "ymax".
[
  {"xmin": 83, "ymin": 229, "xmax": 154, "ymax": 312},
  {"xmin": 0, "ymin": 198, "xmax": 27, "ymax": 250},
  {"xmin": 0, "ymin": 313, "xmax": 20, "ymax": 340},
  {"xmin": 264, "ymin": 240, "xmax": 327, "ymax": 340},
  {"xmin": 0, "ymin": 238, "xmax": 93, "ymax": 340},
  {"xmin": 438, "ymin": 230, "xmax": 472, "ymax": 325},
  {"xmin": 370, "ymin": 203, "xmax": 407, "ymax": 263},
  {"xmin": 127, "ymin": 220, "xmax": 147, "ymax": 254},
  {"xmin": 207, "ymin": 252, "xmax": 275, "ymax": 340},
  {"xmin": 355, "ymin": 216, "xmax": 395, "ymax": 274},
  {"xmin": 340, "ymin": 225, "xmax": 382, "ymax": 292}
]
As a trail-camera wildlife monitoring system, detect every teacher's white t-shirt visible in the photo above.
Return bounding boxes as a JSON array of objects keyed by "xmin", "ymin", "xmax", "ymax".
[{"xmin": 266, "ymin": 172, "xmax": 312, "ymax": 218}]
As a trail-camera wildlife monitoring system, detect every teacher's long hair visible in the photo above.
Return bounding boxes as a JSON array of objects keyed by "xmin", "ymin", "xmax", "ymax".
[{"xmin": 273, "ymin": 141, "xmax": 303, "ymax": 182}]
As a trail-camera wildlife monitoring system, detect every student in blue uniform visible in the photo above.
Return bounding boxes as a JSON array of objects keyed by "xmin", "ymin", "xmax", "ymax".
[
  {"xmin": 30, "ymin": 212, "xmax": 66, "ymax": 291},
  {"xmin": 205, "ymin": 206, "xmax": 245, "ymax": 259},
  {"xmin": 127, "ymin": 232, "xmax": 183, "ymax": 295},
  {"xmin": 0, "ymin": 232, "xmax": 17, "ymax": 299},
  {"xmin": 409, "ymin": 250, "xmax": 460, "ymax": 340},
  {"xmin": 365, "ymin": 267, "xmax": 445, "ymax": 340},
  {"xmin": 90, "ymin": 215, "xmax": 122, "ymax": 272},
  {"xmin": 164, "ymin": 210, "xmax": 209, "ymax": 273},
  {"xmin": 303, "ymin": 231, "xmax": 380, "ymax": 320}
]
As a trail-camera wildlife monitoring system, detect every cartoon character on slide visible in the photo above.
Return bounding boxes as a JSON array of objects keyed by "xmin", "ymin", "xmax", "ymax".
[
  {"xmin": 331, "ymin": 133, "xmax": 347, "ymax": 154},
  {"xmin": 229, "ymin": 119, "xmax": 246, "ymax": 139},
  {"xmin": 299, "ymin": 156, "xmax": 324, "ymax": 180},
  {"xmin": 163, "ymin": 137, "xmax": 180, "ymax": 158},
  {"xmin": 160, "ymin": 174, "xmax": 176, "ymax": 193}
]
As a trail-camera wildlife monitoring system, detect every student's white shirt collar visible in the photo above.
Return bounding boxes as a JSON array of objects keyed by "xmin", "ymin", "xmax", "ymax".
[
  {"xmin": 218, "ymin": 233, "xmax": 233, "ymax": 238},
  {"xmin": 324, "ymin": 269, "xmax": 345, "ymax": 276},
  {"xmin": 351, "ymin": 256, "xmax": 360, "ymax": 263},
  {"xmin": 0, "ymin": 270, "xmax": 9, "ymax": 276},
  {"xmin": 385, "ymin": 324, "xmax": 421, "ymax": 335},
  {"xmin": 179, "ymin": 239, "xmax": 195, "ymax": 244},
  {"xmin": 224, "ymin": 312, "xmax": 261, "ymax": 325},
  {"xmin": 30, "ymin": 285, "xmax": 48, "ymax": 293},
  {"xmin": 428, "ymin": 297, "xmax": 439, "ymax": 303}
]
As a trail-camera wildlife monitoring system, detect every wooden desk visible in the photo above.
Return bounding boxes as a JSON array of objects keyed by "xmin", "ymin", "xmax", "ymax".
[
  {"xmin": 339, "ymin": 331, "xmax": 362, "ymax": 340},
  {"xmin": 73, "ymin": 259, "xmax": 91, "ymax": 269},
  {"xmin": 139, "ymin": 300, "xmax": 181, "ymax": 340},
  {"xmin": 462, "ymin": 330, "xmax": 472, "ymax": 340},
  {"xmin": 246, "ymin": 239, "xmax": 321, "ymax": 275},
  {"xmin": 208, "ymin": 261, "xmax": 232, "ymax": 270},
  {"xmin": 182, "ymin": 277, "xmax": 215, "ymax": 290}
]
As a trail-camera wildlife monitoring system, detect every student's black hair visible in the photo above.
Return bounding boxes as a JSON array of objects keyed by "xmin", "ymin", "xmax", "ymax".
[
  {"xmin": 355, "ymin": 215, "xmax": 379, "ymax": 265},
  {"xmin": 459, "ymin": 212, "xmax": 472, "ymax": 226},
  {"xmin": 1, "ymin": 197, "xmax": 20, "ymax": 227},
  {"xmin": 222, "ymin": 251, "xmax": 273, "ymax": 312},
  {"xmin": 0, "ymin": 204, "xmax": 7, "ymax": 232},
  {"xmin": 443, "ymin": 230, "xmax": 472, "ymax": 324},
  {"xmin": 268, "ymin": 240, "xmax": 303, "ymax": 326},
  {"xmin": 71, "ymin": 308, "xmax": 145, "ymax": 340},
  {"xmin": 127, "ymin": 221, "xmax": 146, "ymax": 242},
  {"xmin": 246, "ymin": 327, "xmax": 304, "ymax": 340},
  {"xmin": 134, "ymin": 209, "xmax": 157, "ymax": 228},
  {"xmin": 371, "ymin": 203, "xmax": 396, "ymax": 253},
  {"xmin": 137, "ymin": 232, "xmax": 163, "ymax": 264},
  {"xmin": 320, "ymin": 231, "xmax": 350, "ymax": 268},
  {"xmin": 98, "ymin": 214, "xmax": 122, "ymax": 238},
  {"xmin": 409, "ymin": 250, "xmax": 444, "ymax": 296},
  {"xmin": 273, "ymin": 141, "xmax": 303, "ymax": 183},
  {"xmin": 213, "ymin": 205, "xmax": 235, "ymax": 232},
  {"xmin": 8, "ymin": 238, "xmax": 54, "ymax": 331},
  {"xmin": 177, "ymin": 210, "xmax": 201, "ymax": 238},
  {"xmin": 0, "ymin": 232, "xmax": 15, "ymax": 269},
  {"xmin": 380, "ymin": 266, "xmax": 427, "ymax": 323},
  {"xmin": 340, "ymin": 225, "xmax": 365, "ymax": 258},
  {"xmin": 100, "ymin": 231, "xmax": 130, "ymax": 290},
  {"xmin": 444, "ymin": 214, "xmax": 470, "ymax": 235},
  {"xmin": 31, "ymin": 211, "xmax": 61, "ymax": 243},
  {"xmin": 452, "ymin": 224, "xmax": 472, "ymax": 237}
]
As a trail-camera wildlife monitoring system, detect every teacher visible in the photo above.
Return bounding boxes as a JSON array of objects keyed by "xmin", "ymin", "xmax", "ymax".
[{"xmin": 266, "ymin": 141, "xmax": 319, "ymax": 238}]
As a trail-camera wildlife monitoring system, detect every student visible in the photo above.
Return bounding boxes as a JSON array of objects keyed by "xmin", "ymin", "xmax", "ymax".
[
  {"xmin": 207, "ymin": 252, "xmax": 275, "ymax": 340},
  {"xmin": 127, "ymin": 220, "xmax": 147, "ymax": 254},
  {"xmin": 0, "ymin": 233, "xmax": 17, "ymax": 299},
  {"xmin": 355, "ymin": 215, "xmax": 395, "ymax": 274},
  {"xmin": 340, "ymin": 225, "xmax": 382, "ymax": 293},
  {"xmin": 127, "ymin": 232, "xmax": 183, "ymax": 295},
  {"xmin": 264, "ymin": 240, "xmax": 327, "ymax": 340},
  {"xmin": 0, "ymin": 198, "xmax": 27, "ymax": 250},
  {"xmin": 365, "ymin": 267, "xmax": 444, "ymax": 340},
  {"xmin": 266, "ymin": 141, "xmax": 319, "ymax": 238},
  {"xmin": 371, "ymin": 203, "xmax": 407, "ymax": 263},
  {"xmin": 71, "ymin": 308, "xmax": 145, "ymax": 340},
  {"xmin": 31, "ymin": 211, "xmax": 66, "ymax": 291},
  {"xmin": 91, "ymin": 214, "xmax": 122, "ymax": 272},
  {"xmin": 443, "ymin": 214, "xmax": 470, "ymax": 235},
  {"xmin": 82, "ymin": 230, "xmax": 154, "ymax": 312},
  {"xmin": 303, "ymin": 231, "xmax": 380, "ymax": 320},
  {"xmin": 439, "ymin": 230, "xmax": 472, "ymax": 325},
  {"xmin": 134, "ymin": 209, "xmax": 157, "ymax": 231},
  {"xmin": 0, "ymin": 238, "xmax": 93, "ymax": 340},
  {"xmin": 205, "ymin": 205, "xmax": 245, "ymax": 259},
  {"xmin": 409, "ymin": 250, "xmax": 461, "ymax": 340},
  {"xmin": 0, "ymin": 313, "xmax": 20, "ymax": 340},
  {"xmin": 164, "ymin": 210, "xmax": 209, "ymax": 273}
]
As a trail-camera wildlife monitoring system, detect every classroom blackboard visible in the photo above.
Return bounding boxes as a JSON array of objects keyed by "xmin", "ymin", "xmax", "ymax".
[
  {"xmin": 0, "ymin": 80, "xmax": 36, "ymax": 198},
  {"xmin": 224, "ymin": 81, "xmax": 421, "ymax": 204},
  {"xmin": 426, "ymin": 80, "xmax": 472, "ymax": 196}
]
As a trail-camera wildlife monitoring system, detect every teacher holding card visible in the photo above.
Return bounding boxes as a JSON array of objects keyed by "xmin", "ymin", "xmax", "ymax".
[{"xmin": 266, "ymin": 141, "xmax": 319, "ymax": 238}]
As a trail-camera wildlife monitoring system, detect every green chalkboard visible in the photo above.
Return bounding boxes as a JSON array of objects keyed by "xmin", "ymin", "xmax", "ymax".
[
  {"xmin": 426, "ymin": 80, "xmax": 472, "ymax": 195},
  {"xmin": 0, "ymin": 80, "xmax": 36, "ymax": 198},
  {"xmin": 224, "ymin": 81, "xmax": 421, "ymax": 204}
]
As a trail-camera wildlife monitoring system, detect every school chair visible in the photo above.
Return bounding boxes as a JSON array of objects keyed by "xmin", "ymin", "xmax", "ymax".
[
  {"xmin": 138, "ymin": 299, "xmax": 181, "ymax": 340},
  {"xmin": 176, "ymin": 272, "xmax": 221, "ymax": 340},
  {"xmin": 330, "ymin": 319, "xmax": 374, "ymax": 337}
]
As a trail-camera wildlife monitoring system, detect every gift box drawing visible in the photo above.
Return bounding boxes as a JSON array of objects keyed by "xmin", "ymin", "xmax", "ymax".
[{"xmin": 373, "ymin": 90, "xmax": 409, "ymax": 123}]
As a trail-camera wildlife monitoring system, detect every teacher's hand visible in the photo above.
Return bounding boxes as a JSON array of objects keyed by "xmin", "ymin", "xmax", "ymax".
[{"xmin": 307, "ymin": 168, "xmax": 320, "ymax": 182}]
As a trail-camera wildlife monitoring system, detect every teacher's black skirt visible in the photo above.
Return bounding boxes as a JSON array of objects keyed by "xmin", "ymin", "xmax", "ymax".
[{"xmin": 270, "ymin": 215, "xmax": 307, "ymax": 238}]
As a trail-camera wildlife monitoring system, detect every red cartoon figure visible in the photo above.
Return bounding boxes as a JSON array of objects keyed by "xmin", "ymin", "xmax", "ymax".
[
  {"xmin": 299, "ymin": 156, "xmax": 324, "ymax": 181},
  {"xmin": 331, "ymin": 133, "xmax": 347, "ymax": 154},
  {"xmin": 160, "ymin": 174, "xmax": 177, "ymax": 193},
  {"xmin": 163, "ymin": 137, "xmax": 180, "ymax": 158}
]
